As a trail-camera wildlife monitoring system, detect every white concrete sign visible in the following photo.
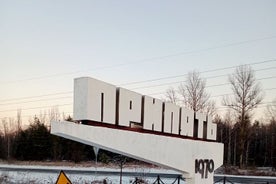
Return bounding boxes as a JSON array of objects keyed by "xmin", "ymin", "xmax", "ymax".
[
  {"xmin": 51, "ymin": 77, "xmax": 224, "ymax": 184},
  {"xmin": 74, "ymin": 77, "xmax": 217, "ymax": 140}
]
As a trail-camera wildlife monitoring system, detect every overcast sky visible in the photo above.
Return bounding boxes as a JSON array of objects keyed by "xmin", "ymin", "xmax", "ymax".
[{"xmin": 0, "ymin": 0, "xmax": 275, "ymax": 124}]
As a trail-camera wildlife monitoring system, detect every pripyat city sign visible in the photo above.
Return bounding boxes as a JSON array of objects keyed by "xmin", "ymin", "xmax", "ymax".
[
  {"xmin": 51, "ymin": 77, "xmax": 223, "ymax": 184},
  {"xmin": 74, "ymin": 78, "xmax": 217, "ymax": 141}
]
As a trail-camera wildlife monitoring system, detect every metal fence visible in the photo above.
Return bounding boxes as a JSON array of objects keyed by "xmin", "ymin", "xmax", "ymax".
[
  {"xmin": 130, "ymin": 175, "xmax": 276, "ymax": 184},
  {"xmin": 132, "ymin": 175, "xmax": 183, "ymax": 184}
]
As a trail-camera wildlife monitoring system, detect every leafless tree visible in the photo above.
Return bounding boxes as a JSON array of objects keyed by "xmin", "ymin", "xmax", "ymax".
[
  {"xmin": 223, "ymin": 65, "xmax": 263, "ymax": 168},
  {"xmin": 163, "ymin": 71, "xmax": 215, "ymax": 117},
  {"xmin": 178, "ymin": 71, "xmax": 212, "ymax": 114},
  {"xmin": 39, "ymin": 110, "xmax": 47, "ymax": 125},
  {"xmin": 205, "ymin": 100, "xmax": 217, "ymax": 117},
  {"xmin": 265, "ymin": 98, "xmax": 276, "ymax": 168},
  {"xmin": 48, "ymin": 106, "xmax": 60, "ymax": 123},
  {"xmin": 16, "ymin": 109, "xmax": 22, "ymax": 132},
  {"xmin": 165, "ymin": 87, "xmax": 179, "ymax": 104},
  {"xmin": 266, "ymin": 98, "xmax": 276, "ymax": 123},
  {"xmin": 2, "ymin": 118, "xmax": 10, "ymax": 159},
  {"xmin": 224, "ymin": 110, "xmax": 234, "ymax": 165},
  {"xmin": 2, "ymin": 119, "xmax": 9, "ymax": 138}
]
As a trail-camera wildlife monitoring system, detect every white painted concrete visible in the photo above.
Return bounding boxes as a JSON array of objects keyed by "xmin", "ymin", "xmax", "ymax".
[
  {"xmin": 179, "ymin": 107, "xmax": 194, "ymax": 137},
  {"xmin": 207, "ymin": 116, "xmax": 217, "ymax": 140},
  {"xmin": 195, "ymin": 112, "xmax": 206, "ymax": 139},
  {"xmin": 51, "ymin": 121, "xmax": 224, "ymax": 184},
  {"xmin": 163, "ymin": 102, "xmax": 180, "ymax": 134},
  {"xmin": 143, "ymin": 96, "xmax": 163, "ymax": 132},
  {"xmin": 73, "ymin": 77, "xmax": 218, "ymax": 141},
  {"xmin": 74, "ymin": 77, "xmax": 116, "ymax": 124},
  {"xmin": 117, "ymin": 88, "xmax": 142, "ymax": 126},
  {"xmin": 62, "ymin": 76, "xmax": 224, "ymax": 184}
]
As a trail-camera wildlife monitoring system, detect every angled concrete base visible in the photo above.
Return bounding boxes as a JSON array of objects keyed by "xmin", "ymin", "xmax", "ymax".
[{"xmin": 51, "ymin": 121, "xmax": 223, "ymax": 184}]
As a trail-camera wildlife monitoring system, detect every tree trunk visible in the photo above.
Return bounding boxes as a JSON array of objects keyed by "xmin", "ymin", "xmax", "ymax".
[
  {"xmin": 239, "ymin": 139, "xmax": 245, "ymax": 168},
  {"xmin": 246, "ymin": 141, "xmax": 250, "ymax": 167},
  {"xmin": 234, "ymin": 132, "xmax": 237, "ymax": 166},
  {"xmin": 227, "ymin": 126, "xmax": 231, "ymax": 165},
  {"xmin": 272, "ymin": 133, "xmax": 275, "ymax": 169},
  {"xmin": 264, "ymin": 128, "xmax": 268, "ymax": 166}
]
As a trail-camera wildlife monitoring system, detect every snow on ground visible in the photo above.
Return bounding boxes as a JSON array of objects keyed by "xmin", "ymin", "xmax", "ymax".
[
  {"xmin": 1, "ymin": 162, "xmax": 275, "ymax": 184},
  {"xmin": 0, "ymin": 163, "xmax": 184, "ymax": 184}
]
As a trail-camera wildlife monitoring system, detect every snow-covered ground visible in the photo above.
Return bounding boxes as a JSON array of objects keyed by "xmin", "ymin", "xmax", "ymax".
[
  {"xmin": 0, "ymin": 163, "xmax": 184, "ymax": 184},
  {"xmin": 0, "ymin": 163, "xmax": 275, "ymax": 184}
]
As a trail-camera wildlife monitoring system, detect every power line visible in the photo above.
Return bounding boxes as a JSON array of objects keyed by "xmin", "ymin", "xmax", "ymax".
[
  {"xmin": 0, "ymin": 59, "xmax": 275, "ymax": 104},
  {"xmin": 0, "ymin": 96, "xmax": 73, "ymax": 106},
  {"xmin": 1, "ymin": 100, "xmax": 274, "ymax": 119},
  {"xmin": 162, "ymin": 77, "xmax": 276, "ymax": 96},
  {"xmin": 148, "ymin": 86, "xmax": 276, "ymax": 97},
  {"xmin": 0, "ymin": 103, "xmax": 72, "ymax": 113},
  {"xmin": 216, "ymin": 104, "xmax": 276, "ymax": 111},
  {"xmin": 129, "ymin": 74, "xmax": 228, "ymax": 90},
  {"xmin": 0, "ymin": 75, "xmax": 274, "ymax": 107},
  {"xmin": 120, "ymin": 59, "xmax": 276, "ymax": 86},
  {"xmin": 1, "ymin": 36, "xmax": 276, "ymax": 85},
  {"xmin": 0, "ymin": 91, "xmax": 73, "ymax": 103},
  {"xmin": 206, "ymin": 76, "xmax": 276, "ymax": 88},
  {"xmin": 127, "ymin": 66, "xmax": 276, "ymax": 90},
  {"xmin": 0, "ymin": 111, "xmax": 73, "ymax": 120},
  {"xmin": 0, "ymin": 99, "xmax": 274, "ymax": 118},
  {"xmin": 159, "ymin": 88, "xmax": 276, "ymax": 105},
  {"xmin": 1, "ymin": 84, "xmax": 275, "ymax": 114},
  {"xmin": 0, "ymin": 75, "xmax": 274, "ymax": 109},
  {"xmin": 216, "ymin": 101, "xmax": 276, "ymax": 109}
]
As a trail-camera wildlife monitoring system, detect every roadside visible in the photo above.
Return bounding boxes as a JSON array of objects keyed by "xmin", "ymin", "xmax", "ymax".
[
  {"xmin": 1, "ymin": 160, "xmax": 275, "ymax": 176},
  {"xmin": 215, "ymin": 165, "xmax": 276, "ymax": 176}
]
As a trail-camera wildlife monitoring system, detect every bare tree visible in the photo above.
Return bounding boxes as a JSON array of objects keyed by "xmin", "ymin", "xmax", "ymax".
[
  {"xmin": 2, "ymin": 119, "xmax": 8, "ymax": 138},
  {"xmin": 48, "ymin": 106, "xmax": 60, "ymax": 123},
  {"xmin": 39, "ymin": 110, "xmax": 47, "ymax": 125},
  {"xmin": 223, "ymin": 65, "xmax": 263, "ymax": 168},
  {"xmin": 178, "ymin": 71, "xmax": 212, "ymax": 113},
  {"xmin": 163, "ymin": 71, "xmax": 215, "ymax": 117},
  {"xmin": 224, "ymin": 110, "xmax": 234, "ymax": 165},
  {"xmin": 2, "ymin": 118, "xmax": 10, "ymax": 159},
  {"xmin": 205, "ymin": 100, "xmax": 217, "ymax": 117},
  {"xmin": 16, "ymin": 109, "xmax": 22, "ymax": 132},
  {"xmin": 265, "ymin": 98, "xmax": 276, "ymax": 169},
  {"xmin": 266, "ymin": 98, "xmax": 276, "ymax": 123},
  {"xmin": 165, "ymin": 87, "xmax": 179, "ymax": 104}
]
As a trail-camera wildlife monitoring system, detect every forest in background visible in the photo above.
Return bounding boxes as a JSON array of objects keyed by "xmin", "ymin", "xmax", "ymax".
[
  {"xmin": 0, "ymin": 115, "xmax": 122, "ymax": 164},
  {"xmin": 0, "ymin": 111, "xmax": 275, "ymax": 170},
  {"xmin": 0, "ymin": 65, "xmax": 275, "ymax": 171}
]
